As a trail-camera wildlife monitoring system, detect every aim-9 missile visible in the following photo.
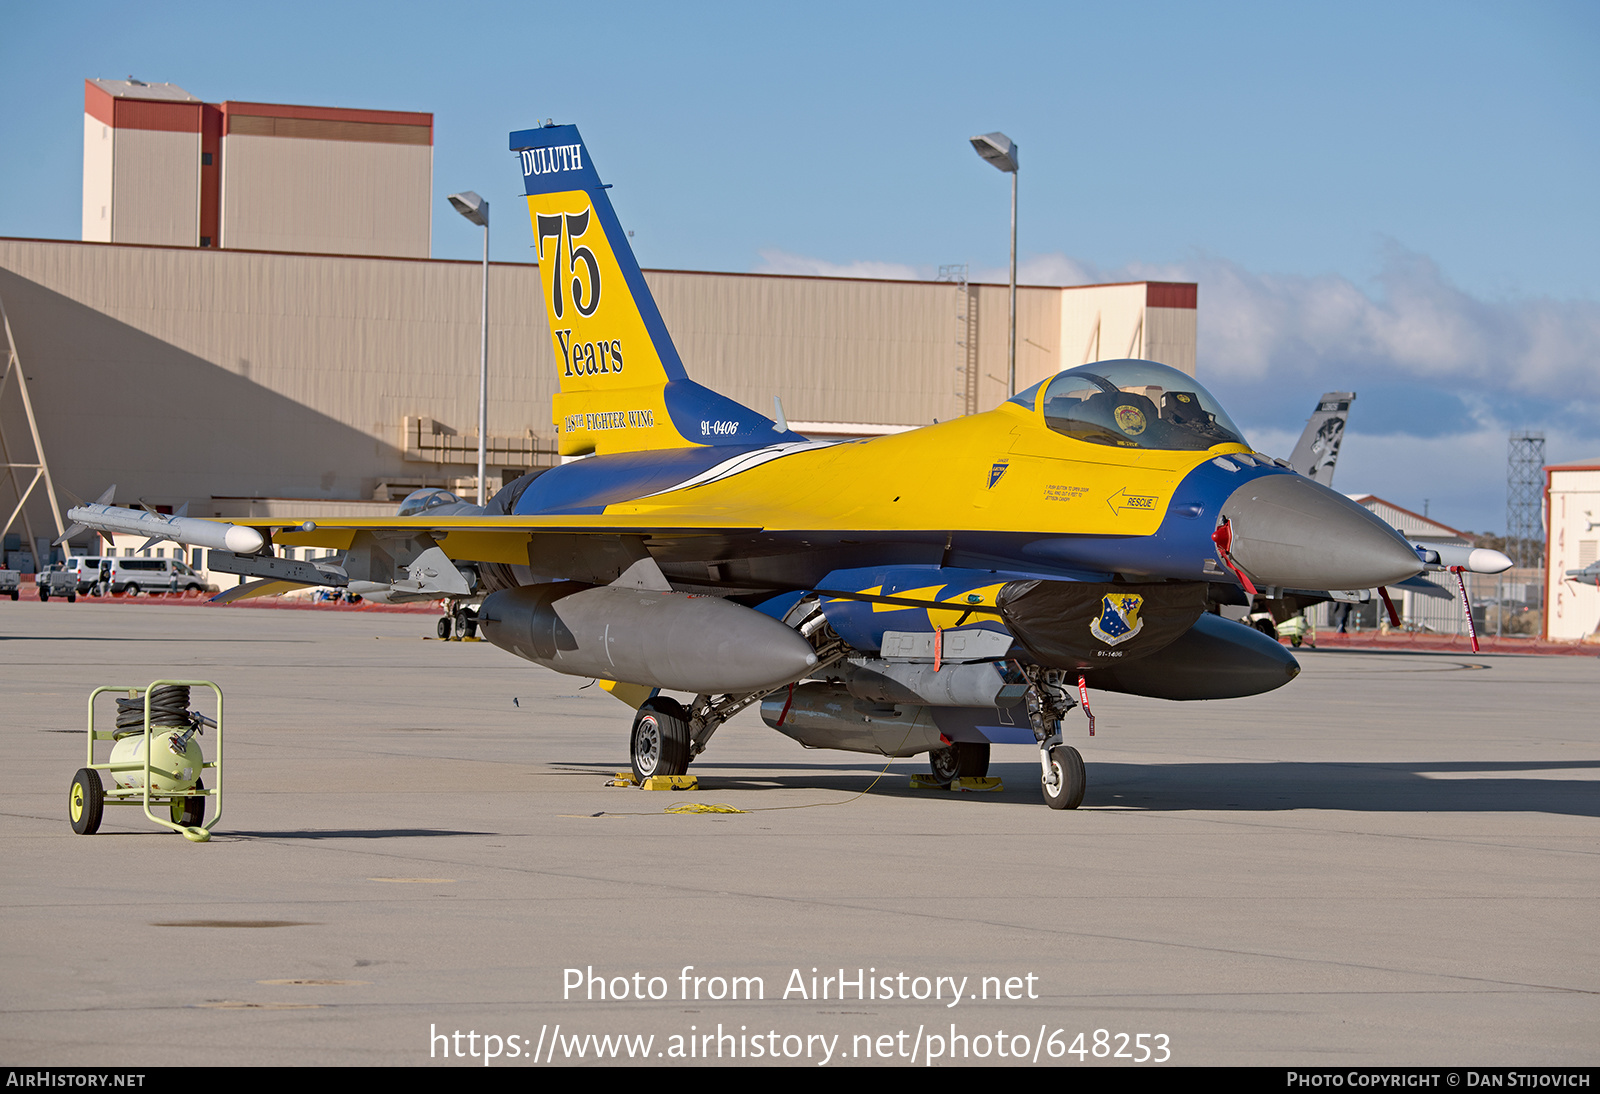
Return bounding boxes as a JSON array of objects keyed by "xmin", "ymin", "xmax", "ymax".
[
  {"xmin": 60, "ymin": 488, "xmax": 264, "ymax": 555},
  {"xmin": 1411, "ymin": 542, "xmax": 1514, "ymax": 574}
]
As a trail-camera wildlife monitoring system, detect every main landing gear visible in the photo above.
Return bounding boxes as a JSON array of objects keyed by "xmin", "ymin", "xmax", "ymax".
[
  {"xmin": 625, "ymin": 599, "xmax": 849, "ymax": 786},
  {"xmin": 1019, "ymin": 666, "xmax": 1088, "ymax": 809},
  {"xmin": 928, "ymin": 741, "xmax": 991, "ymax": 787},
  {"xmin": 625, "ymin": 687, "xmax": 791, "ymax": 784},
  {"xmin": 629, "ymin": 697, "xmax": 692, "ymax": 782},
  {"xmin": 436, "ymin": 606, "xmax": 478, "ymax": 640}
]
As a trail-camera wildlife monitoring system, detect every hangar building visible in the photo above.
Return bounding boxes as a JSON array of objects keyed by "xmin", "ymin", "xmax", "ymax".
[
  {"xmin": 81, "ymin": 78, "xmax": 432, "ymax": 257},
  {"xmin": 0, "ymin": 78, "xmax": 1197, "ymax": 570},
  {"xmin": 1544, "ymin": 459, "xmax": 1600, "ymax": 642},
  {"xmin": 0, "ymin": 237, "xmax": 1196, "ymax": 551}
]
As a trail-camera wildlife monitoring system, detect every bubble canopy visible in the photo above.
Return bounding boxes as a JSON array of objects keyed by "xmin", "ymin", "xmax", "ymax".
[
  {"xmin": 397, "ymin": 488, "xmax": 463, "ymax": 516},
  {"xmin": 1009, "ymin": 359, "xmax": 1248, "ymax": 452}
]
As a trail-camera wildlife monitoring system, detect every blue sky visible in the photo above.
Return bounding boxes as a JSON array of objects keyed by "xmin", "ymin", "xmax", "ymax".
[{"xmin": 3, "ymin": 1, "xmax": 1596, "ymax": 532}]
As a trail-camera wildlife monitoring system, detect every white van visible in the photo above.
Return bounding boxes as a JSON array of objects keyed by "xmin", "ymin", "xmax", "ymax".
[{"xmin": 68, "ymin": 556, "xmax": 208, "ymax": 596}]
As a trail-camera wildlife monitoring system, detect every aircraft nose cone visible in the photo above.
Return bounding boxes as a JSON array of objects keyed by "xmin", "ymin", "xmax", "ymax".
[{"xmin": 1220, "ymin": 474, "xmax": 1421, "ymax": 590}]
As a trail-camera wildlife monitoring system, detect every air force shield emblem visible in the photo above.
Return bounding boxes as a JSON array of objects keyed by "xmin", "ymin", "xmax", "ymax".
[{"xmin": 1089, "ymin": 592, "xmax": 1145, "ymax": 646}]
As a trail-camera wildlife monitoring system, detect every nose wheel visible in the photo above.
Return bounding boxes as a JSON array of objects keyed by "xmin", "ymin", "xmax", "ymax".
[
  {"xmin": 1040, "ymin": 743, "xmax": 1085, "ymax": 809},
  {"xmin": 1016, "ymin": 664, "xmax": 1089, "ymax": 810}
]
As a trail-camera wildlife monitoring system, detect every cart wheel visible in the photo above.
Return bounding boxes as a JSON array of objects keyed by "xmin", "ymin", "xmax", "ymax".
[
  {"xmin": 70, "ymin": 768, "xmax": 104, "ymax": 834},
  {"xmin": 171, "ymin": 778, "xmax": 205, "ymax": 828},
  {"xmin": 39, "ymin": 589, "xmax": 48, "ymax": 601},
  {"xmin": 68, "ymin": 591, "xmax": 77, "ymax": 603}
]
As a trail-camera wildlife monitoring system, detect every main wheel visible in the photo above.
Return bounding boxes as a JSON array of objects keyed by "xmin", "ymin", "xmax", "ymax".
[
  {"xmin": 1252, "ymin": 617, "xmax": 1277, "ymax": 638},
  {"xmin": 1041, "ymin": 745, "xmax": 1086, "ymax": 810},
  {"xmin": 69, "ymin": 768, "xmax": 104, "ymax": 834},
  {"xmin": 630, "ymin": 697, "xmax": 690, "ymax": 782},
  {"xmin": 171, "ymin": 778, "xmax": 205, "ymax": 828},
  {"xmin": 436, "ymin": 616, "xmax": 451, "ymax": 639},
  {"xmin": 929, "ymin": 747, "xmax": 961, "ymax": 785},
  {"xmin": 929, "ymin": 741, "xmax": 991, "ymax": 785}
]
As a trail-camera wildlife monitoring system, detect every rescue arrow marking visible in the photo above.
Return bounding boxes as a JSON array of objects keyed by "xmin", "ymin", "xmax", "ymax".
[{"xmin": 1107, "ymin": 488, "xmax": 1159, "ymax": 515}]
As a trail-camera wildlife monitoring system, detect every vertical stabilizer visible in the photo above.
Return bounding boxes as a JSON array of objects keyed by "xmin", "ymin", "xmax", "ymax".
[
  {"xmin": 510, "ymin": 125, "xmax": 795, "ymax": 457},
  {"xmin": 1288, "ymin": 392, "xmax": 1354, "ymax": 486}
]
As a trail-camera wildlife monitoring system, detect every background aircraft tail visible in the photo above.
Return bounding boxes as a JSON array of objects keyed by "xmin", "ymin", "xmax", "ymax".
[
  {"xmin": 511, "ymin": 124, "xmax": 796, "ymax": 456},
  {"xmin": 1288, "ymin": 392, "xmax": 1354, "ymax": 486}
]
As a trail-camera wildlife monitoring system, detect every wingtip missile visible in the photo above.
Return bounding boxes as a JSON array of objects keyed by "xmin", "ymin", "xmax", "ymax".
[
  {"xmin": 1412, "ymin": 543, "xmax": 1514, "ymax": 575},
  {"xmin": 62, "ymin": 502, "xmax": 265, "ymax": 555}
]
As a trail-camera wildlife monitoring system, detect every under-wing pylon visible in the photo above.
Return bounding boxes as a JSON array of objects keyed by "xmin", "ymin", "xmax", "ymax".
[{"xmin": 67, "ymin": 124, "xmax": 1484, "ymax": 810}]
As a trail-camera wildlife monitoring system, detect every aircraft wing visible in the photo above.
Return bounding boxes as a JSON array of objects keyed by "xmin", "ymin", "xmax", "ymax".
[{"xmin": 229, "ymin": 514, "xmax": 765, "ymax": 567}]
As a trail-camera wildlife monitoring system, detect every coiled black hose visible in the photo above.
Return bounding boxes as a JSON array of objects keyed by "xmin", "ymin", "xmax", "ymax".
[{"xmin": 115, "ymin": 685, "xmax": 194, "ymax": 732}]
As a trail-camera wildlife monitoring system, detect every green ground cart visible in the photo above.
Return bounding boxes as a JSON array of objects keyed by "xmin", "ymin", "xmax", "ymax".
[{"xmin": 69, "ymin": 680, "xmax": 223, "ymax": 843}]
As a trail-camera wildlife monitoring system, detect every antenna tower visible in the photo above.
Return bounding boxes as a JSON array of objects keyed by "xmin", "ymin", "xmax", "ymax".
[{"xmin": 1506, "ymin": 431, "xmax": 1545, "ymax": 567}]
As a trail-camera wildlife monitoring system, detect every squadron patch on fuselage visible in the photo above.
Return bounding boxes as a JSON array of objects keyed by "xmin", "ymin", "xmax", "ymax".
[{"xmin": 1089, "ymin": 592, "xmax": 1145, "ymax": 646}]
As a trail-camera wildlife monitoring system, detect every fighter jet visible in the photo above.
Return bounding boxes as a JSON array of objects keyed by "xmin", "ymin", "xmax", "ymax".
[
  {"xmin": 66, "ymin": 125, "xmax": 1444, "ymax": 810},
  {"xmin": 1288, "ymin": 393, "xmax": 1353, "ymax": 486}
]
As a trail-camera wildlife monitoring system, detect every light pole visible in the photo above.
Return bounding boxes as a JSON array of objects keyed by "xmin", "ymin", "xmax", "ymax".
[
  {"xmin": 969, "ymin": 132, "xmax": 1018, "ymax": 396},
  {"xmin": 447, "ymin": 190, "xmax": 490, "ymax": 504}
]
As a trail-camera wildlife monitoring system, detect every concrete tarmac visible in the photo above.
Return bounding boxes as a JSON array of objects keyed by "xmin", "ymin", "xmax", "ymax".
[{"xmin": 2, "ymin": 601, "xmax": 1595, "ymax": 1067}]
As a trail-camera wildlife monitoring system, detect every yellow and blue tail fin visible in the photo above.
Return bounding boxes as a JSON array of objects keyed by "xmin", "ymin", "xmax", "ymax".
[{"xmin": 511, "ymin": 124, "xmax": 793, "ymax": 456}]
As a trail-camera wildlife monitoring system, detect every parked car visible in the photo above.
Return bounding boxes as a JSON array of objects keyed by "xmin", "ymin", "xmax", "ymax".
[{"xmin": 68, "ymin": 556, "xmax": 207, "ymax": 596}]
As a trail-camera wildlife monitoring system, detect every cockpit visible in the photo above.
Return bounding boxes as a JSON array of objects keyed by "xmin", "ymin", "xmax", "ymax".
[
  {"xmin": 1010, "ymin": 359, "xmax": 1248, "ymax": 452},
  {"xmin": 397, "ymin": 488, "xmax": 464, "ymax": 516}
]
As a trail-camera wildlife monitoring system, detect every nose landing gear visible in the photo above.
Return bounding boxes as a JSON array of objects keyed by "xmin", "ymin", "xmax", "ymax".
[{"xmin": 1019, "ymin": 666, "xmax": 1088, "ymax": 809}]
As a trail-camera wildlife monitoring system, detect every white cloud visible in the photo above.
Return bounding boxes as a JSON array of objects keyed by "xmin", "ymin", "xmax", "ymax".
[{"xmin": 970, "ymin": 245, "xmax": 1600, "ymax": 407}]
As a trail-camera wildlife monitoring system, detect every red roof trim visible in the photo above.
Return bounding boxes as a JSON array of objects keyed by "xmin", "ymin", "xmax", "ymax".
[
  {"xmin": 83, "ymin": 81, "xmax": 115, "ymax": 126},
  {"xmin": 84, "ymin": 80, "xmax": 201, "ymax": 133},
  {"xmin": 221, "ymin": 101, "xmax": 432, "ymax": 128},
  {"xmin": 116, "ymin": 99, "xmax": 201, "ymax": 134},
  {"xmin": 1146, "ymin": 282, "xmax": 1197, "ymax": 309}
]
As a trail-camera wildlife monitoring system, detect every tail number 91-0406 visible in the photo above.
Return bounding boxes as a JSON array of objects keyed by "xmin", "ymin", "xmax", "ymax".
[{"xmin": 537, "ymin": 210, "xmax": 601, "ymax": 320}]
